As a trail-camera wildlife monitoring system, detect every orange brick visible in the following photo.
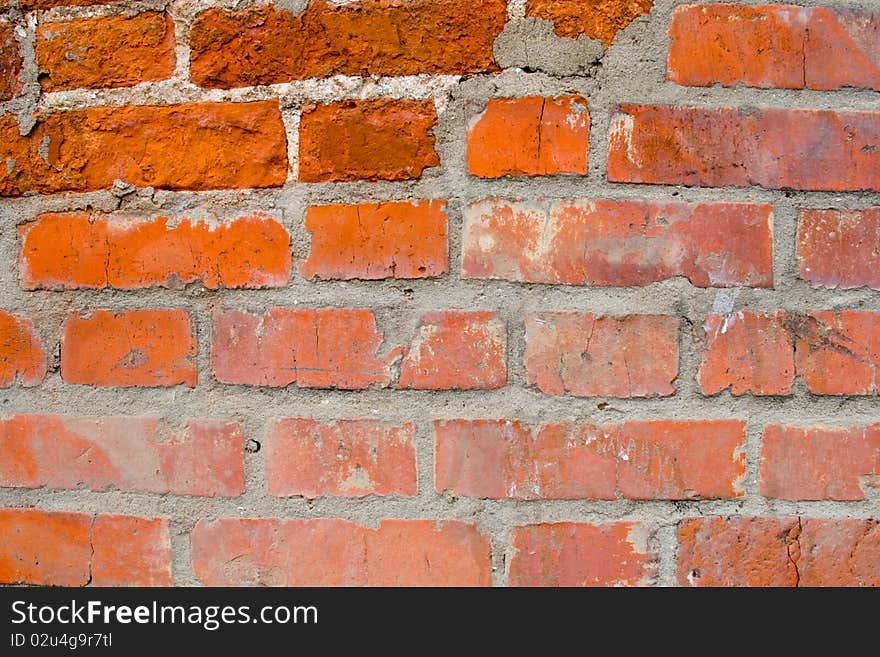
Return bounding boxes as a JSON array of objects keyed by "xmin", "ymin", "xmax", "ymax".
[
  {"xmin": 19, "ymin": 211, "xmax": 290, "ymax": 290},
  {"xmin": 668, "ymin": 5, "xmax": 880, "ymax": 91},
  {"xmin": 608, "ymin": 104, "xmax": 880, "ymax": 191},
  {"xmin": 61, "ymin": 310, "xmax": 197, "ymax": 388},
  {"xmin": 91, "ymin": 515, "xmax": 173, "ymax": 586},
  {"xmin": 698, "ymin": 311, "xmax": 794, "ymax": 396},
  {"xmin": 298, "ymin": 100, "xmax": 439, "ymax": 182},
  {"xmin": 462, "ymin": 200, "xmax": 773, "ymax": 287},
  {"xmin": 36, "ymin": 12, "xmax": 175, "ymax": 92},
  {"xmin": 792, "ymin": 311, "xmax": 880, "ymax": 395},
  {"xmin": 434, "ymin": 419, "xmax": 745, "ymax": 500},
  {"xmin": 525, "ymin": 0, "xmax": 653, "ymax": 46},
  {"xmin": 760, "ymin": 424, "xmax": 880, "ymax": 501},
  {"xmin": 677, "ymin": 516, "xmax": 800, "ymax": 587},
  {"xmin": 0, "ymin": 415, "xmax": 244, "ymax": 496},
  {"xmin": 0, "ymin": 310, "xmax": 46, "ymax": 388},
  {"xmin": 398, "ymin": 311, "xmax": 506, "ymax": 390},
  {"xmin": 300, "ymin": 201, "xmax": 447, "ymax": 280},
  {"xmin": 509, "ymin": 523, "xmax": 656, "ymax": 586},
  {"xmin": 798, "ymin": 209, "xmax": 880, "ymax": 290},
  {"xmin": 524, "ymin": 313, "xmax": 678, "ymax": 398},
  {"xmin": 0, "ymin": 508, "xmax": 91, "ymax": 586},
  {"xmin": 0, "ymin": 21, "xmax": 22, "ymax": 101},
  {"xmin": 212, "ymin": 308, "xmax": 401, "ymax": 389},
  {"xmin": 190, "ymin": 0, "xmax": 505, "ymax": 88},
  {"xmin": 192, "ymin": 518, "xmax": 491, "ymax": 586},
  {"xmin": 797, "ymin": 519, "xmax": 880, "ymax": 587},
  {"xmin": 679, "ymin": 516, "xmax": 880, "ymax": 587},
  {"xmin": 266, "ymin": 419, "xmax": 416, "ymax": 498},
  {"xmin": 0, "ymin": 101, "xmax": 287, "ymax": 196},
  {"xmin": 467, "ymin": 96, "xmax": 589, "ymax": 177}
]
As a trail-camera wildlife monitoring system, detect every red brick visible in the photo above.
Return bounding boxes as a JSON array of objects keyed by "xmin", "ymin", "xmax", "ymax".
[
  {"xmin": 700, "ymin": 310, "xmax": 880, "ymax": 396},
  {"xmin": 0, "ymin": 508, "xmax": 91, "ymax": 586},
  {"xmin": 266, "ymin": 418, "xmax": 416, "ymax": 498},
  {"xmin": 677, "ymin": 516, "xmax": 800, "ymax": 587},
  {"xmin": 434, "ymin": 419, "xmax": 745, "ymax": 500},
  {"xmin": 462, "ymin": 199, "xmax": 773, "ymax": 287},
  {"xmin": 91, "ymin": 515, "xmax": 173, "ymax": 587},
  {"xmin": 212, "ymin": 308, "xmax": 401, "ymax": 389},
  {"xmin": 190, "ymin": 0, "xmax": 505, "ymax": 89},
  {"xmin": 608, "ymin": 104, "xmax": 880, "ymax": 191},
  {"xmin": 0, "ymin": 310, "xmax": 46, "ymax": 388},
  {"xmin": 698, "ymin": 311, "xmax": 794, "ymax": 396},
  {"xmin": 300, "ymin": 201, "xmax": 447, "ymax": 280},
  {"xmin": 797, "ymin": 519, "xmax": 880, "ymax": 587},
  {"xmin": 526, "ymin": 0, "xmax": 653, "ymax": 46},
  {"xmin": 509, "ymin": 522, "xmax": 656, "ymax": 586},
  {"xmin": 20, "ymin": 0, "xmax": 109, "ymax": 8},
  {"xmin": 299, "ymin": 100, "xmax": 439, "ymax": 182},
  {"xmin": 467, "ymin": 96, "xmax": 589, "ymax": 178},
  {"xmin": 1, "ymin": 21, "xmax": 22, "ymax": 101},
  {"xmin": 192, "ymin": 518, "xmax": 491, "ymax": 586},
  {"xmin": 760, "ymin": 424, "xmax": 880, "ymax": 501},
  {"xmin": 792, "ymin": 311, "xmax": 880, "ymax": 395},
  {"xmin": 36, "ymin": 12, "xmax": 175, "ymax": 92},
  {"xmin": 0, "ymin": 101, "xmax": 287, "ymax": 196},
  {"xmin": 0, "ymin": 415, "xmax": 244, "ymax": 496},
  {"xmin": 668, "ymin": 5, "xmax": 880, "ymax": 92},
  {"xmin": 19, "ymin": 211, "xmax": 290, "ymax": 290},
  {"xmin": 398, "ymin": 311, "xmax": 506, "ymax": 390},
  {"xmin": 798, "ymin": 208, "xmax": 880, "ymax": 290},
  {"xmin": 678, "ymin": 516, "xmax": 880, "ymax": 587},
  {"xmin": 524, "ymin": 313, "xmax": 678, "ymax": 398},
  {"xmin": 62, "ymin": 310, "xmax": 196, "ymax": 388}
]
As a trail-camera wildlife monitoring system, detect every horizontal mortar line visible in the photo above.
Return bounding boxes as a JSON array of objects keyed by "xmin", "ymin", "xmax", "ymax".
[
  {"xmin": 0, "ymin": 489, "xmax": 876, "ymax": 522},
  {"xmin": 3, "ymin": 388, "xmax": 880, "ymax": 423}
]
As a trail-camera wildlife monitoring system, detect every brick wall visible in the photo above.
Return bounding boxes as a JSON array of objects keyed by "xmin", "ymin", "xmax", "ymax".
[{"xmin": 1, "ymin": 0, "xmax": 878, "ymax": 587}]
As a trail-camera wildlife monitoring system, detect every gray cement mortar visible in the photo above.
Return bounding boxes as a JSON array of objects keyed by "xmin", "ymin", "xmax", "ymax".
[{"xmin": 1, "ymin": 0, "xmax": 879, "ymax": 587}]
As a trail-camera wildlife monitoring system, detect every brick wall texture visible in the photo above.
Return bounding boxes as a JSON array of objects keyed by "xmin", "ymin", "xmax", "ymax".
[{"xmin": 1, "ymin": 0, "xmax": 878, "ymax": 587}]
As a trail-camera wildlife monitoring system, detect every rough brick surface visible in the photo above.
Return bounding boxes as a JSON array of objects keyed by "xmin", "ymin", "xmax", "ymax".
[
  {"xmin": 793, "ymin": 311, "xmax": 880, "ymax": 395},
  {"xmin": 20, "ymin": 211, "xmax": 290, "ymax": 290},
  {"xmin": 760, "ymin": 424, "xmax": 880, "ymax": 501},
  {"xmin": 190, "ymin": 0, "xmax": 506, "ymax": 88},
  {"xmin": 0, "ymin": 21, "xmax": 22, "ymax": 101},
  {"xmin": 678, "ymin": 516, "xmax": 800, "ymax": 587},
  {"xmin": 524, "ymin": 312, "xmax": 678, "ymax": 398},
  {"xmin": 298, "ymin": 100, "xmax": 439, "ymax": 182},
  {"xmin": 700, "ymin": 310, "xmax": 880, "ymax": 396},
  {"xmin": 698, "ymin": 311, "xmax": 794, "ymax": 396},
  {"xmin": 679, "ymin": 516, "xmax": 880, "ymax": 587},
  {"xmin": 467, "ymin": 96, "xmax": 590, "ymax": 177},
  {"xmin": 300, "ymin": 201, "xmax": 447, "ymax": 280},
  {"xmin": 526, "ymin": 0, "xmax": 654, "ymax": 46},
  {"xmin": 36, "ymin": 12, "xmax": 176, "ymax": 92},
  {"xmin": 668, "ymin": 5, "xmax": 880, "ymax": 91},
  {"xmin": 509, "ymin": 522, "xmax": 656, "ymax": 586},
  {"xmin": 0, "ymin": 101, "xmax": 287, "ymax": 196},
  {"xmin": 0, "ymin": 310, "xmax": 46, "ymax": 388},
  {"xmin": 462, "ymin": 200, "xmax": 773, "ymax": 287},
  {"xmin": 266, "ymin": 418, "xmax": 416, "ymax": 498},
  {"xmin": 0, "ymin": 508, "xmax": 91, "ymax": 586},
  {"xmin": 62, "ymin": 310, "xmax": 197, "ymax": 388},
  {"xmin": 192, "ymin": 518, "xmax": 491, "ymax": 586},
  {"xmin": 398, "ymin": 311, "xmax": 507, "ymax": 390},
  {"xmin": 435, "ymin": 419, "xmax": 745, "ymax": 500},
  {"xmin": 798, "ymin": 209, "xmax": 880, "ymax": 290},
  {"xmin": 91, "ymin": 515, "xmax": 173, "ymax": 587},
  {"xmin": 0, "ymin": 415, "xmax": 245, "ymax": 496},
  {"xmin": 608, "ymin": 104, "xmax": 880, "ymax": 191},
  {"xmin": 212, "ymin": 308, "xmax": 401, "ymax": 389}
]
